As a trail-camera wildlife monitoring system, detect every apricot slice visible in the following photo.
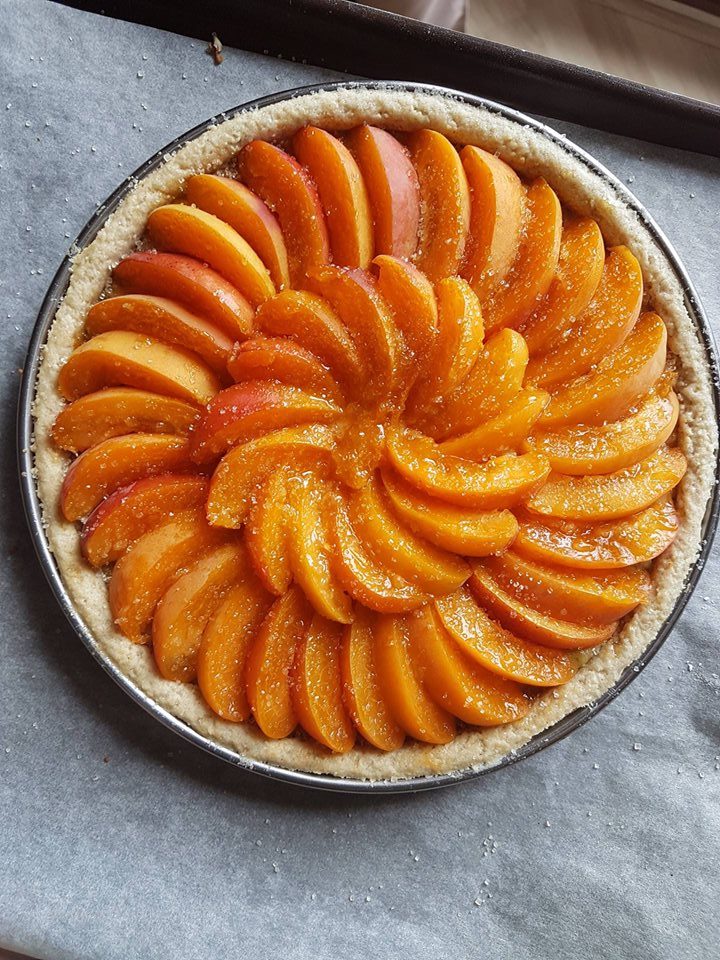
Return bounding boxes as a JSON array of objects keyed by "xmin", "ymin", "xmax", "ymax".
[
  {"xmin": 519, "ymin": 219, "xmax": 605, "ymax": 355},
  {"xmin": 381, "ymin": 468, "xmax": 519, "ymax": 556},
  {"xmin": 483, "ymin": 179, "xmax": 562, "ymax": 331},
  {"xmin": 52, "ymin": 388, "xmax": 199, "ymax": 453},
  {"xmin": 207, "ymin": 423, "xmax": 339, "ymax": 527},
  {"xmin": 373, "ymin": 614, "xmax": 455, "ymax": 743},
  {"xmin": 541, "ymin": 312, "xmax": 667, "ymax": 428},
  {"xmin": 60, "ymin": 433, "xmax": 195, "ymax": 521},
  {"xmin": 526, "ymin": 447, "xmax": 687, "ymax": 521},
  {"xmin": 345, "ymin": 124, "xmax": 420, "ymax": 259},
  {"xmin": 529, "ymin": 388, "xmax": 679, "ymax": 475},
  {"xmin": 108, "ymin": 511, "xmax": 224, "ymax": 642},
  {"xmin": 237, "ymin": 140, "xmax": 330, "ymax": 286},
  {"xmin": 349, "ymin": 476, "xmax": 469, "ymax": 595},
  {"xmin": 227, "ymin": 336, "xmax": 343, "ymax": 404},
  {"xmin": 460, "ymin": 144, "xmax": 524, "ymax": 301},
  {"xmin": 527, "ymin": 246, "xmax": 643, "ymax": 388},
  {"xmin": 245, "ymin": 586, "xmax": 312, "ymax": 739},
  {"xmin": 153, "ymin": 542, "xmax": 249, "ymax": 681},
  {"xmin": 481, "ymin": 551, "xmax": 651, "ymax": 625},
  {"xmin": 467, "ymin": 567, "xmax": 615, "ymax": 650},
  {"xmin": 514, "ymin": 497, "xmax": 680, "ymax": 569},
  {"xmin": 372, "ymin": 254, "xmax": 437, "ymax": 367},
  {"xmin": 82, "ymin": 473, "xmax": 208, "ymax": 567},
  {"xmin": 341, "ymin": 609, "xmax": 405, "ymax": 751},
  {"xmin": 184, "ymin": 174, "xmax": 290, "ymax": 289},
  {"xmin": 386, "ymin": 426, "xmax": 550, "ymax": 509},
  {"xmin": 332, "ymin": 410, "xmax": 385, "ymax": 490},
  {"xmin": 256, "ymin": 289, "xmax": 365, "ymax": 398},
  {"xmin": 408, "ymin": 129, "xmax": 470, "ymax": 282},
  {"xmin": 293, "ymin": 126, "xmax": 373, "ymax": 269},
  {"xmin": 286, "ymin": 474, "xmax": 353, "ymax": 623},
  {"xmin": 197, "ymin": 579, "xmax": 272, "ymax": 722},
  {"xmin": 57, "ymin": 331, "xmax": 221, "ymax": 405},
  {"xmin": 292, "ymin": 614, "xmax": 356, "ymax": 753},
  {"xmin": 408, "ymin": 608, "xmax": 532, "ymax": 722},
  {"xmin": 245, "ymin": 470, "xmax": 292, "ymax": 595},
  {"xmin": 113, "ymin": 251, "xmax": 253, "ymax": 339},
  {"xmin": 147, "ymin": 204, "xmax": 275, "ymax": 306},
  {"xmin": 439, "ymin": 389, "xmax": 549, "ymax": 460},
  {"xmin": 331, "ymin": 494, "xmax": 429, "ymax": 613},
  {"xmin": 190, "ymin": 381, "xmax": 341, "ymax": 462}
]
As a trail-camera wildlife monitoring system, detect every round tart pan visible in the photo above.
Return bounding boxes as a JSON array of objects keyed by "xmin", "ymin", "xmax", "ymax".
[{"xmin": 18, "ymin": 81, "xmax": 720, "ymax": 794}]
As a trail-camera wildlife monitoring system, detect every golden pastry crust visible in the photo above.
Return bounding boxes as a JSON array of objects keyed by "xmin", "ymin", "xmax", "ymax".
[{"xmin": 32, "ymin": 86, "xmax": 717, "ymax": 781}]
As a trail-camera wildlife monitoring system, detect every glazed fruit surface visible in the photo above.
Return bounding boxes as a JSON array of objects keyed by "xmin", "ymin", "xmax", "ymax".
[{"xmin": 52, "ymin": 124, "xmax": 685, "ymax": 754}]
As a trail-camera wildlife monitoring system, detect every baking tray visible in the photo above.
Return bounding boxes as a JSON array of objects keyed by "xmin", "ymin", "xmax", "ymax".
[{"xmin": 17, "ymin": 80, "xmax": 720, "ymax": 795}]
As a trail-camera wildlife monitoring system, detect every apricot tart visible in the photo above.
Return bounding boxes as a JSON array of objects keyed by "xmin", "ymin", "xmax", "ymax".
[{"xmin": 33, "ymin": 87, "xmax": 716, "ymax": 781}]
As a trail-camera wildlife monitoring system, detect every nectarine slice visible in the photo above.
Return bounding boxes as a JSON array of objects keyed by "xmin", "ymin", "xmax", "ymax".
[
  {"xmin": 57, "ymin": 331, "xmax": 221, "ymax": 405},
  {"xmin": 439, "ymin": 389, "xmax": 549, "ymax": 460},
  {"xmin": 245, "ymin": 470, "xmax": 292, "ymax": 595},
  {"xmin": 52, "ymin": 388, "xmax": 199, "ymax": 453},
  {"xmin": 372, "ymin": 254, "xmax": 437, "ymax": 371},
  {"xmin": 197, "ymin": 578, "xmax": 272, "ymax": 722},
  {"xmin": 237, "ymin": 139, "xmax": 330, "ymax": 286},
  {"xmin": 227, "ymin": 336, "xmax": 343, "ymax": 404},
  {"xmin": 245, "ymin": 586, "xmax": 312, "ymax": 739},
  {"xmin": 184, "ymin": 174, "xmax": 290, "ymax": 289},
  {"xmin": 60, "ymin": 433, "xmax": 195, "ymax": 521},
  {"xmin": 341, "ymin": 608, "xmax": 405, "ymax": 751},
  {"xmin": 292, "ymin": 614, "xmax": 356, "ymax": 753}
]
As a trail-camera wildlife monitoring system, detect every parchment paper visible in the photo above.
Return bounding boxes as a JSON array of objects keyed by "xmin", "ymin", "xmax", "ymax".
[{"xmin": 1, "ymin": 1, "xmax": 718, "ymax": 958}]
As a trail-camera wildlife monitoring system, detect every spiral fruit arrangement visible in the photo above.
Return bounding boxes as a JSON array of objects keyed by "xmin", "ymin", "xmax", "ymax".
[{"xmin": 52, "ymin": 124, "xmax": 685, "ymax": 754}]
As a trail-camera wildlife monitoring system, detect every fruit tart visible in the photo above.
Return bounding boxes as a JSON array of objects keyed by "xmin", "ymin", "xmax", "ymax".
[{"xmin": 32, "ymin": 86, "xmax": 717, "ymax": 781}]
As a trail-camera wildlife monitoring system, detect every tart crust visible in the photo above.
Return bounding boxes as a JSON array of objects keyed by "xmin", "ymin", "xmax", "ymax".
[{"xmin": 32, "ymin": 87, "xmax": 717, "ymax": 781}]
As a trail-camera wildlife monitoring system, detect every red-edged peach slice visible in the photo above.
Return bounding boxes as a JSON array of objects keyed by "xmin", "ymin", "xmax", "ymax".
[
  {"xmin": 245, "ymin": 470, "xmax": 292, "ymax": 595},
  {"xmin": 245, "ymin": 586, "xmax": 312, "ymax": 739},
  {"xmin": 292, "ymin": 614, "xmax": 356, "ymax": 753},
  {"xmin": 153, "ymin": 542, "xmax": 249, "ymax": 681},
  {"xmin": 293, "ymin": 125, "xmax": 373, "ymax": 269},
  {"xmin": 373, "ymin": 254, "xmax": 437, "ymax": 368},
  {"xmin": 52, "ymin": 388, "xmax": 199, "ymax": 453},
  {"xmin": 81, "ymin": 473, "xmax": 208, "ymax": 567},
  {"xmin": 237, "ymin": 139, "xmax": 330, "ymax": 286},
  {"xmin": 345, "ymin": 124, "xmax": 420, "ymax": 259},
  {"xmin": 408, "ymin": 129, "xmax": 471, "ymax": 282},
  {"xmin": 113, "ymin": 251, "xmax": 253, "ymax": 340},
  {"xmin": 60, "ymin": 433, "xmax": 195, "ymax": 521},
  {"xmin": 227, "ymin": 336, "xmax": 344, "ymax": 404},
  {"xmin": 190, "ymin": 381, "xmax": 341, "ymax": 462},
  {"xmin": 57, "ymin": 331, "xmax": 221, "ymax": 405},
  {"xmin": 146, "ymin": 203, "xmax": 275, "ymax": 306},
  {"xmin": 439, "ymin": 389, "xmax": 549, "ymax": 460},
  {"xmin": 184, "ymin": 174, "xmax": 290, "ymax": 289},
  {"xmin": 85, "ymin": 295, "xmax": 234, "ymax": 373},
  {"xmin": 197, "ymin": 578, "xmax": 272, "ymax": 722}
]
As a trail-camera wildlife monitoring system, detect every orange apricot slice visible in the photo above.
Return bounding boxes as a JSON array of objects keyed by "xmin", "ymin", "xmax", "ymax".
[
  {"xmin": 184, "ymin": 174, "xmax": 290, "ymax": 289},
  {"xmin": 408, "ymin": 607, "xmax": 533, "ymax": 721},
  {"xmin": 341, "ymin": 609, "xmax": 405, "ymax": 751},
  {"xmin": 153, "ymin": 542, "xmax": 249, "ymax": 681},
  {"xmin": 386, "ymin": 426, "xmax": 550, "ymax": 509},
  {"xmin": 245, "ymin": 586, "xmax": 312, "ymax": 739},
  {"xmin": 81, "ymin": 473, "xmax": 208, "ymax": 567},
  {"xmin": 60, "ymin": 433, "xmax": 195, "ymax": 521},
  {"xmin": 113, "ymin": 251, "xmax": 253, "ymax": 339},
  {"xmin": 514, "ymin": 497, "xmax": 680, "ymax": 569},
  {"xmin": 146, "ymin": 204, "xmax": 275, "ymax": 306},
  {"xmin": 381, "ymin": 467, "xmax": 519, "ymax": 556},
  {"xmin": 460, "ymin": 144, "xmax": 524, "ymax": 301},
  {"xmin": 526, "ymin": 447, "xmax": 687, "ymax": 521},
  {"xmin": 237, "ymin": 140, "xmax": 330, "ymax": 286},
  {"xmin": 519, "ymin": 218, "xmax": 605, "ymax": 355},
  {"xmin": 227, "ymin": 336, "xmax": 344, "ymax": 404},
  {"xmin": 483, "ymin": 179, "xmax": 562, "ymax": 331},
  {"xmin": 292, "ymin": 614, "xmax": 356, "ymax": 753},
  {"xmin": 52, "ymin": 388, "xmax": 199, "ymax": 452},
  {"xmin": 197, "ymin": 578, "xmax": 272, "ymax": 722},
  {"xmin": 345, "ymin": 124, "xmax": 420, "ymax": 259},
  {"xmin": 293, "ymin": 126, "xmax": 373, "ymax": 269},
  {"xmin": 439, "ymin": 389, "xmax": 549, "ymax": 460},
  {"xmin": 57, "ymin": 331, "xmax": 221, "ymax": 405},
  {"xmin": 245, "ymin": 470, "xmax": 292, "ymax": 595},
  {"xmin": 408, "ymin": 129, "xmax": 471, "ymax": 282},
  {"xmin": 373, "ymin": 254, "xmax": 438, "ymax": 369},
  {"xmin": 374, "ymin": 614, "xmax": 455, "ymax": 743}
]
